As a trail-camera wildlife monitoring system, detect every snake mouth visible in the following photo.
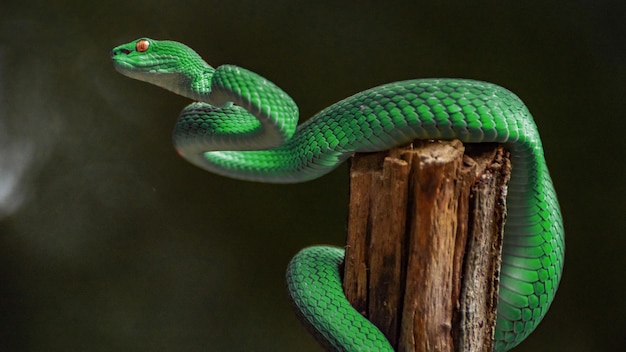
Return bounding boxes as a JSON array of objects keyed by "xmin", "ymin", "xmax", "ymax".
[
  {"xmin": 110, "ymin": 48, "xmax": 135, "ymax": 74},
  {"xmin": 112, "ymin": 52, "xmax": 179, "ymax": 73},
  {"xmin": 110, "ymin": 56, "xmax": 136, "ymax": 78}
]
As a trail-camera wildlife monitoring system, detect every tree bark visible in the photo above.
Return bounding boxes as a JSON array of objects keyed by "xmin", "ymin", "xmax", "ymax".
[{"xmin": 343, "ymin": 139, "xmax": 510, "ymax": 352}]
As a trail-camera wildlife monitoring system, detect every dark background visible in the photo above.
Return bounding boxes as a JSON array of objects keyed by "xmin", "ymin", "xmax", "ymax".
[{"xmin": 1, "ymin": 0, "xmax": 624, "ymax": 351}]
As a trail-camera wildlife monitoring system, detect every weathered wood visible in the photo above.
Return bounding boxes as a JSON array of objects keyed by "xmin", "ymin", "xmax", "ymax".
[
  {"xmin": 454, "ymin": 144, "xmax": 510, "ymax": 351},
  {"xmin": 343, "ymin": 140, "xmax": 509, "ymax": 352}
]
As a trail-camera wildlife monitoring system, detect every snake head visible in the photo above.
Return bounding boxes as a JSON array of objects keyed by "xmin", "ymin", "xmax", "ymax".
[{"xmin": 111, "ymin": 38, "xmax": 213, "ymax": 99}]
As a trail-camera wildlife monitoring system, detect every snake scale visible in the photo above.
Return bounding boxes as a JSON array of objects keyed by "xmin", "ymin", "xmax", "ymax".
[{"xmin": 111, "ymin": 38, "xmax": 564, "ymax": 351}]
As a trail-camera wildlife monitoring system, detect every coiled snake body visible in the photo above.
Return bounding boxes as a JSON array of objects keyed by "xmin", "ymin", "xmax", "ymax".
[{"xmin": 111, "ymin": 38, "xmax": 564, "ymax": 351}]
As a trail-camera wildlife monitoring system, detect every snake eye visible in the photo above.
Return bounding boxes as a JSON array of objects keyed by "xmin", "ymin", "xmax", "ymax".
[{"xmin": 136, "ymin": 39, "xmax": 150, "ymax": 52}]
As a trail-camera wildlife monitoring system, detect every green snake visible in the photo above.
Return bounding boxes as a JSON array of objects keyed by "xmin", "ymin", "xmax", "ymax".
[{"xmin": 111, "ymin": 38, "xmax": 564, "ymax": 351}]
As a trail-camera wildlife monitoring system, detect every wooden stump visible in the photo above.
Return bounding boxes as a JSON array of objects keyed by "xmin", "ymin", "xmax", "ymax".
[{"xmin": 342, "ymin": 139, "xmax": 510, "ymax": 352}]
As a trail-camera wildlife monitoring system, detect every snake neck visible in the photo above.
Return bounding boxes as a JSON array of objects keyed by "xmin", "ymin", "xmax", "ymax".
[
  {"xmin": 173, "ymin": 64, "xmax": 301, "ymax": 158},
  {"xmin": 168, "ymin": 65, "xmax": 217, "ymax": 103}
]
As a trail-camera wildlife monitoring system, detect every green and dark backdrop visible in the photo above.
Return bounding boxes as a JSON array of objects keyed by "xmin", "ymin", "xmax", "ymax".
[{"xmin": 1, "ymin": 0, "xmax": 624, "ymax": 351}]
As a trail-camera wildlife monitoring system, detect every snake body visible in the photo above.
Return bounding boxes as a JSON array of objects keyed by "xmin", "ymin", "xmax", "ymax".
[{"xmin": 111, "ymin": 38, "xmax": 564, "ymax": 351}]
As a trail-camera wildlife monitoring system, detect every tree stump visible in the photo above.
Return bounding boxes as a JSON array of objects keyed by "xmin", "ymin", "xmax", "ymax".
[{"xmin": 342, "ymin": 139, "xmax": 510, "ymax": 352}]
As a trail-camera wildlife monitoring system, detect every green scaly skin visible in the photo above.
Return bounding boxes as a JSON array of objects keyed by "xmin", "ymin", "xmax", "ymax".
[{"xmin": 111, "ymin": 38, "xmax": 564, "ymax": 351}]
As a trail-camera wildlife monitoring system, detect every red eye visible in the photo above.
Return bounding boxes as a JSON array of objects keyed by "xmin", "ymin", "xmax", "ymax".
[{"xmin": 136, "ymin": 39, "xmax": 150, "ymax": 52}]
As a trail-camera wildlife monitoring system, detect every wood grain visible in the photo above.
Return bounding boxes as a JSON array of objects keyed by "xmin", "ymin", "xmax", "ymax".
[{"xmin": 343, "ymin": 140, "xmax": 510, "ymax": 352}]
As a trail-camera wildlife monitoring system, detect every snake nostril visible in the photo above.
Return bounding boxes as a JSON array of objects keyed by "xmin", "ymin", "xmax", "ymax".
[{"xmin": 111, "ymin": 48, "xmax": 132, "ymax": 57}]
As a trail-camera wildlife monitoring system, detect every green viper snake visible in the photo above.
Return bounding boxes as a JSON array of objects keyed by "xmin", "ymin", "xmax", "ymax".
[{"xmin": 111, "ymin": 38, "xmax": 564, "ymax": 351}]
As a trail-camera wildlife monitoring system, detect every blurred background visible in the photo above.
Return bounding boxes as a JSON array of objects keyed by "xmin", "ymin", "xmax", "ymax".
[{"xmin": 1, "ymin": 0, "xmax": 624, "ymax": 351}]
